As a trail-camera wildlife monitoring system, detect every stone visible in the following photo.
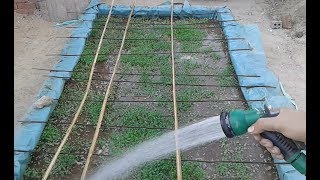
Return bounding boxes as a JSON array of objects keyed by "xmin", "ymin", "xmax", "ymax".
[
  {"xmin": 34, "ymin": 96, "xmax": 53, "ymax": 109},
  {"xmin": 271, "ymin": 21, "xmax": 282, "ymax": 29}
]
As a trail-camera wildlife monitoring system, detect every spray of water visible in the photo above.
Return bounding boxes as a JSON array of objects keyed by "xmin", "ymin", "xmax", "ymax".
[{"xmin": 89, "ymin": 116, "xmax": 225, "ymax": 180}]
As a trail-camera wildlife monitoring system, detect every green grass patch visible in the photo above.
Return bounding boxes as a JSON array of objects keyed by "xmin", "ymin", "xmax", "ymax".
[
  {"xmin": 218, "ymin": 64, "xmax": 238, "ymax": 86},
  {"xmin": 215, "ymin": 139, "xmax": 250, "ymax": 179},
  {"xmin": 176, "ymin": 75, "xmax": 201, "ymax": 85},
  {"xmin": 52, "ymin": 154, "xmax": 77, "ymax": 176},
  {"xmin": 50, "ymin": 87, "xmax": 83, "ymax": 119},
  {"xmin": 52, "ymin": 145, "xmax": 78, "ymax": 176},
  {"xmin": 121, "ymin": 25, "xmax": 170, "ymax": 73},
  {"xmin": 97, "ymin": 137, "xmax": 108, "ymax": 149},
  {"xmin": 122, "ymin": 54, "xmax": 156, "ymax": 70},
  {"xmin": 174, "ymin": 27, "xmax": 205, "ymax": 51},
  {"xmin": 133, "ymin": 159, "xmax": 206, "ymax": 180},
  {"xmin": 177, "ymin": 59, "xmax": 201, "ymax": 75},
  {"xmin": 139, "ymin": 73, "xmax": 158, "ymax": 95},
  {"xmin": 108, "ymin": 106, "xmax": 173, "ymax": 155},
  {"xmin": 177, "ymin": 88, "xmax": 215, "ymax": 112},
  {"xmin": 50, "ymin": 101, "xmax": 76, "ymax": 120},
  {"xmin": 216, "ymin": 159, "xmax": 250, "ymax": 180},
  {"xmin": 211, "ymin": 52, "xmax": 221, "ymax": 61},
  {"xmin": 39, "ymin": 124, "xmax": 61, "ymax": 147},
  {"xmin": 112, "ymin": 106, "xmax": 172, "ymax": 128},
  {"xmin": 175, "ymin": 59, "xmax": 215, "ymax": 111},
  {"xmin": 82, "ymin": 101, "xmax": 102, "ymax": 124},
  {"xmin": 24, "ymin": 167, "xmax": 42, "ymax": 179},
  {"xmin": 109, "ymin": 128, "xmax": 164, "ymax": 156},
  {"xmin": 180, "ymin": 41, "xmax": 203, "ymax": 52},
  {"xmin": 172, "ymin": 19, "xmax": 208, "ymax": 51}
]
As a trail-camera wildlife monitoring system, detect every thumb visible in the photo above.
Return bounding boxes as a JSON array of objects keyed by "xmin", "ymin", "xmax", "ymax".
[{"xmin": 247, "ymin": 118, "xmax": 278, "ymax": 134}]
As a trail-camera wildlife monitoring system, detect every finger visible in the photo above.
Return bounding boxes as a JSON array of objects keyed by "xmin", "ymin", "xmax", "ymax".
[
  {"xmin": 274, "ymin": 154, "xmax": 284, "ymax": 160},
  {"xmin": 266, "ymin": 146, "xmax": 274, "ymax": 154},
  {"xmin": 248, "ymin": 118, "xmax": 278, "ymax": 134},
  {"xmin": 260, "ymin": 138, "xmax": 274, "ymax": 148},
  {"xmin": 271, "ymin": 146, "xmax": 282, "ymax": 155},
  {"xmin": 253, "ymin": 134, "xmax": 261, "ymax": 141}
]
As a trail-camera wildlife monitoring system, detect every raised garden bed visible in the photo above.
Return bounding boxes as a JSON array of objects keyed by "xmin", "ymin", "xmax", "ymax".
[{"xmin": 23, "ymin": 16, "xmax": 279, "ymax": 180}]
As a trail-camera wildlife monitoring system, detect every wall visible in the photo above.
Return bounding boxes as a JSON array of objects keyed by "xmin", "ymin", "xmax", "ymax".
[
  {"xmin": 14, "ymin": 0, "xmax": 89, "ymax": 22},
  {"xmin": 14, "ymin": 0, "xmax": 39, "ymax": 15},
  {"xmin": 46, "ymin": 0, "xmax": 89, "ymax": 22}
]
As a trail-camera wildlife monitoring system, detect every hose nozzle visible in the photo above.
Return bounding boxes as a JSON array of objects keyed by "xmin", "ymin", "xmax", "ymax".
[
  {"xmin": 220, "ymin": 109, "xmax": 260, "ymax": 137},
  {"xmin": 219, "ymin": 108, "xmax": 306, "ymax": 175}
]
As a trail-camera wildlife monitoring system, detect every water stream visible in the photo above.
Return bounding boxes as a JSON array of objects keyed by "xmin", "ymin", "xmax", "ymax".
[{"xmin": 89, "ymin": 116, "xmax": 225, "ymax": 180}]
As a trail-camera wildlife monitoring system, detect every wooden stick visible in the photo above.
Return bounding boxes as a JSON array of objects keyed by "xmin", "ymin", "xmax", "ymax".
[
  {"xmin": 79, "ymin": 0, "xmax": 137, "ymax": 179},
  {"xmin": 170, "ymin": 1, "xmax": 183, "ymax": 180},
  {"xmin": 41, "ymin": 0, "xmax": 116, "ymax": 179}
]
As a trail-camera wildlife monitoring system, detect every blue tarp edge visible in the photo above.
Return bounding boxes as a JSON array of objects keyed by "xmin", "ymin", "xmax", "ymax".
[{"xmin": 13, "ymin": 1, "xmax": 100, "ymax": 179}]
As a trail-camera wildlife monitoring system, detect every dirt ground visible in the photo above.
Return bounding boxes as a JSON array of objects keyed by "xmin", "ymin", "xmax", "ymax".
[
  {"xmin": 14, "ymin": 0, "xmax": 305, "ymax": 136},
  {"xmin": 14, "ymin": 12, "xmax": 72, "ymax": 132}
]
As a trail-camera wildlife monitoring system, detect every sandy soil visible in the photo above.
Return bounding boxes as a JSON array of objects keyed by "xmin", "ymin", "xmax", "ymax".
[
  {"xmin": 14, "ymin": 12, "xmax": 72, "ymax": 132},
  {"xmin": 14, "ymin": 0, "xmax": 305, "ymax": 134}
]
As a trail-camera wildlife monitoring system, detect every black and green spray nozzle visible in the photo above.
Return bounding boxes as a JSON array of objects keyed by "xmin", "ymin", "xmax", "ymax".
[{"xmin": 220, "ymin": 105, "xmax": 306, "ymax": 175}]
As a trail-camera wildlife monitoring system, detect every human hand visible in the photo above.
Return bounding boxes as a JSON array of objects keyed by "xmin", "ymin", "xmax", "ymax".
[{"xmin": 247, "ymin": 108, "xmax": 306, "ymax": 160}]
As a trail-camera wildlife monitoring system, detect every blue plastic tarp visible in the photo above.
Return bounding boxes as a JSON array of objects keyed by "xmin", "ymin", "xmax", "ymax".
[
  {"xmin": 13, "ymin": 1, "xmax": 98, "ymax": 179},
  {"xmin": 14, "ymin": 0, "xmax": 305, "ymax": 179}
]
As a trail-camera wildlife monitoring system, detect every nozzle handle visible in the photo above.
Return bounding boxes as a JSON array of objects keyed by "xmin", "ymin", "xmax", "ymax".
[{"xmin": 261, "ymin": 131, "xmax": 306, "ymax": 175}]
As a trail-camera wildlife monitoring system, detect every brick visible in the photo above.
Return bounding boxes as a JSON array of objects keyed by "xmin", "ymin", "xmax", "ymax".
[
  {"xmin": 15, "ymin": 8, "xmax": 34, "ymax": 15},
  {"xmin": 281, "ymin": 15, "xmax": 293, "ymax": 29},
  {"xmin": 28, "ymin": 0, "xmax": 39, "ymax": 3},
  {"xmin": 14, "ymin": 0, "xmax": 28, "ymax": 3},
  {"xmin": 270, "ymin": 21, "xmax": 282, "ymax": 29},
  {"xmin": 16, "ymin": 2, "xmax": 36, "ymax": 10}
]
